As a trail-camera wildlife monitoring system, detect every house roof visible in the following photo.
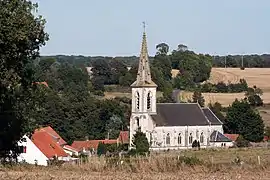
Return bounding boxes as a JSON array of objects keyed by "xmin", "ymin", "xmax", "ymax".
[
  {"xmin": 118, "ymin": 131, "xmax": 129, "ymax": 144},
  {"xmin": 71, "ymin": 139, "xmax": 118, "ymax": 151},
  {"xmin": 32, "ymin": 131, "xmax": 68, "ymax": 159},
  {"xmin": 151, "ymin": 103, "xmax": 211, "ymax": 126},
  {"xmin": 202, "ymin": 108, "xmax": 223, "ymax": 125},
  {"xmin": 33, "ymin": 82, "xmax": 49, "ymax": 87},
  {"xmin": 35, "ymin": 126, "xmax": 66, "ymax": 146},
  {"xmin": 210, "ymin": 131, "xmax": 232, "ymax": 142},
  {"xmin": 224, "ymin": 134, "xmax": 239, "ymax": 142}
]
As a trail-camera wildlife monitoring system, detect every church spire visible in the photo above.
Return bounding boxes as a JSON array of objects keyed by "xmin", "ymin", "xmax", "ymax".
[{"xmin": 131, "ymin": 22, "xmax": 157, "ymax": 87}]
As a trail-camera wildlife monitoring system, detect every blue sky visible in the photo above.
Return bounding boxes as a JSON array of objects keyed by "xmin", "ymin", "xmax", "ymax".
[{"xmin": 34, "ymin": 0, "xmax": 270, "ymax": 56}]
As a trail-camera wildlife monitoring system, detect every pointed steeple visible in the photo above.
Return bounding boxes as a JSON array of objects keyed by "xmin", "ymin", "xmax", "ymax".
[{"xmin": 131, "ymin": 23, "xmax": 157, "ymax": 87}]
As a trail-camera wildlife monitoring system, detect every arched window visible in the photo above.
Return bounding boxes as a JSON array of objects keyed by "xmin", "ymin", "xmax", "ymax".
[
  {"xmin": 200, "ymin": 132, "xmax": 204, "ymax": 144},
  {"xmin": 189, "ymin": 133, "xmax": 193, "ymax": 144},
  {"xmin": 178, "ymin": 133, "xmax": 182, "ymax": 145},
  {"xmin": 136, "ymin": 117, "xmax": 139, "ymax": 127},
  {"xmin": 166, "ymin": 133, "xmax": 170, "ymax": 145},
  {"xmin": 150, "ymin": 133, "xmax": 153, "ymax": 146},
  {"xmin": 147, "ymin": 92, "xmax": 151, "ymax": 110},
  {"xmin": 136, "ymin": 92, "xmax": 140, "ymax": 110}
]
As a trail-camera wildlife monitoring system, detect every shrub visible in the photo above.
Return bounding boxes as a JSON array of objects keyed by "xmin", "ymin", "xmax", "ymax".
[
  {"xmin": 235, "ymin": 135, "xmax": 251, "ymax": 147},
  {"xmin": 97, "ymin": 142, "xmax": 106, "ymax": 156}
]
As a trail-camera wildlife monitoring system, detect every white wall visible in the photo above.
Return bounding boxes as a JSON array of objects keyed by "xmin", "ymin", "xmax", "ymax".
[
  {"xmin": 17, "ymin": 135, "xmax": 48, "ymax": 166},
  {"xmin": 150, "ymin": 124, "xmax": 224, "ymax": 150},
  {"xmin": 210, "ymin": 142, "xmax": 234, "ymax": 148},
  {"xmin": 131, "ymin": 87, "xmax": 156, "ymax": 114},
  {"xmin": 129, "ymin": 113, "xmax": 155, "ymax": 147},
  {"xmin": 63, "ymin": 147, "xmax": 79, "ymax": 156}
]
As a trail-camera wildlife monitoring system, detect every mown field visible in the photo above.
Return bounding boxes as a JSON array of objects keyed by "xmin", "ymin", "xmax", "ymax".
[
  {"xmin": 178, "ymin": 68, "xmax": 270, "ymax": 106},
  {"xmin": 1, "ymin": 148, "xmax": 270, "ymax": 180}
]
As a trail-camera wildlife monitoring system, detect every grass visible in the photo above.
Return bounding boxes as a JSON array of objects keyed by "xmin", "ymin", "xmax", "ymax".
[{"xmin": 1, "ymin": 148, "xmax": 270, "ymax": 179}]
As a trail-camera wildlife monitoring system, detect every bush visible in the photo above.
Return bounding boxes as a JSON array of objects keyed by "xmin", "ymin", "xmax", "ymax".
[
  {"xmin": 197, "ymin": 79, "xmax": 248, "ymax": 93},
  {"xmin": 97, "ymin": 142, "xmax": 106, "ymax": 156},
  {"xmin": 235, "ymin": 135, "xmax": 251, "ymax": 147}
]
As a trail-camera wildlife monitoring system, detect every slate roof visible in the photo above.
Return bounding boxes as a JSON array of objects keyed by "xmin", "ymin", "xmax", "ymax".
[
  {"xmin": 151, "ymin": 103, "xmax": 211, "ymax": 126},
  {"xmin": 210, "ymin": 131, "xmax": 232, "ymax": 142},
  {"xmin": 202, "ymin": 108, "xmax": 223, "ymax": 125}
]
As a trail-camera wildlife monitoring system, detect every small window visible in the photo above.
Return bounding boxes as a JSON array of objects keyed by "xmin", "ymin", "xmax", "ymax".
[
  {"xmin": 200, "ymin": 132, "xmax": 204, "ymax": 144},
  {"xmin": 136, "ymin": 117, "xmax": 139, "ymax": 127},
  {"xmin": 136, "ymin": 92, "xmax": 140, "ymax": 110},
  {"xmin": 178, "ymin": 133, "xmax": 182, "ymax": 145},
  {"xmin": 189, "ymin": 133, "xmax": 193, "ymax": 144},
  {"xmin": 147, "ymin": 92, "xmax": 151, "ymax": 110},
  {"xmin": 166, "ymin": 133, "xmax": 170, "ymax": 145},
  {"xmin": 18, "ymin": 146, "xmax": 26, "ymax": 153}
]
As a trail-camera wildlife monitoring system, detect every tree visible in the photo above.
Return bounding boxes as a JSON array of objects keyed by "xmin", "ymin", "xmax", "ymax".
[
  {"xmin": 105, "ymin": 115, "xmax": 123, "ymax": 139},
  {"xmin": 245, "ymin": 86, "xmax": 263, "ymax": 106},
  {"xmin": 0, "ymin": 1, "xmax": 48, "ymax": 161},
  {"xmin": 225, "ymin": 99, "xmax": 264, "ymax": 142},
  {"xmin": 97, "ymin": 142, "xmax": 106, "ymax": 156},
  {"xmin": 132, "ymin": 130, "xmax": 150, "ymax": 155},
  {"xmin": 156, "ymin": 43, "xmax": 169, "ymax": 55},
  {"xmin": 192, "ymin": 90, "xmax": 205, "ymax": 107},
  {"xmin": 235, "ymin": 135, "xmax": 250, "ymax": 147}
]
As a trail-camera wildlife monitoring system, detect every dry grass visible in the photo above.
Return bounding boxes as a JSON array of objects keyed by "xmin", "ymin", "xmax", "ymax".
[
  {"xmin": 178, "ymin": 68, "xmax": 270, "ymax": 105},
  {"xmin": 1, "ymin": 148, "xmax": 270, "ymax": 180},
  {"xmin": 209, "ymin": 68, "xmax": 270, "ymax": 92}
]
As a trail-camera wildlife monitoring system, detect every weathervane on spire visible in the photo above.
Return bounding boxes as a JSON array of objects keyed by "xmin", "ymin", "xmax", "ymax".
[{"xmin": 143, "ymin": 21, "xmax": 146, "ymax": 32}]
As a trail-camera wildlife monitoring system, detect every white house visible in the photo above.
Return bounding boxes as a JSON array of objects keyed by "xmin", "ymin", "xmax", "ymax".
[
  {"xmin": 17, "ymin": 135, "xmax": 48, "ymax": 166},
  {"xmin": 129, "ymin": 29, "xmax": 233, "ymax": 150},
  {"xmin": 63, "ymin": 145, "xmax": 79, "ymax": 156}
]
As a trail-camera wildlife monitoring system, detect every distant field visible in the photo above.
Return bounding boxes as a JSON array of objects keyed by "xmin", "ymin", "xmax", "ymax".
[
  {"xmin": 178, "ymin": 68, "xmax": 270, "ymax": 106},
  {"xmin": 208, "ymin": 68, "xmax": 270, "ymax": 92}
]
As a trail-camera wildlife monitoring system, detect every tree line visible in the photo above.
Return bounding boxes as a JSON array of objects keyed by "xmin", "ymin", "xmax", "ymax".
[{"xmin": 42, "ymin": 54, "xmax": 270, "ymax": 69}]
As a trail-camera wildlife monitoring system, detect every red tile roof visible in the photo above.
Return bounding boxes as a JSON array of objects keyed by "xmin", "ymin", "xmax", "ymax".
[
  {"xmin": 71, "ymin": 139, "xmax": 118, "ymax": 151},
  {"xmin": 118, "ymin": 131, "xmax": 129, "ymax": 144},
  {"xmin": 35, "ymin": 126, "xmax": 66, "ymax": 146},
  {"xmin": 33, "ymin": 82, "xmax": 49, "ymax": 87},
  {"xmin": 32, "ymin": 131, "xmax": 68, "ymax": 159},
  {"xmin": 224, "ymin": 134, "xmax": 239, "ymax": 142}
]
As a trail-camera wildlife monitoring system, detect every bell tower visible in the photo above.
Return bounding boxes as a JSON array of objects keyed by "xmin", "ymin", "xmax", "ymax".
[
  {"xmin": 129, "ymin": 22, "xmax": 157, "ymax": 147},
  {"xmin": 130, "ymin": 22, "xmax": 157, "ymax": 115}
]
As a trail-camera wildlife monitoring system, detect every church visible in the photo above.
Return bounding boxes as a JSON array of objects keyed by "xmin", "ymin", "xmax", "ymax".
[{"xmin": 129, "ymin": 29, "xmax": 233, "ymax": 150}]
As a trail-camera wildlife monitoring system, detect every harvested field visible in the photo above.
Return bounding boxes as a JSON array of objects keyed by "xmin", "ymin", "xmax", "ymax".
[
  {"xmin": 1, "ymin": 148, "xmax": 270, "ymax": 180},
  {"xmin": 209, "ymin": 68, "xmax": 270, "ymax": 92},
  {"xmin": 179, "ymin": 91, "xmax": 270, "ymax": 107},
  {"xmin": 178, "ymin": 68, "xmax": 270, "ymax": 105}
]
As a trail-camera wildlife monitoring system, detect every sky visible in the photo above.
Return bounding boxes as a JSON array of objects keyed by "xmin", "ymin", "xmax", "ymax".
[{"xmin": 34, "ymin": 0, "xmax": 270, "ymax": 56}]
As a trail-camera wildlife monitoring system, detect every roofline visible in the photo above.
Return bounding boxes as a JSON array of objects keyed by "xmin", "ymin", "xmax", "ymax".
[
  {"xmin": 156, "ymin": 103, "xmax": 199, "ymax": 105},
  {"xmin": 204, "ymin": 107, "xmax": 224, "ymax": 125}
]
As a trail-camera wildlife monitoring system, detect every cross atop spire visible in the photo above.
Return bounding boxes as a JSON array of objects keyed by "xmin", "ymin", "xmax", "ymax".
[
  {"xmin": 143, "ymin": 21, "xmax": 146, "ymax": 33},
  {"xmin": 131, "ymin": 23, "xmax": 157, "ymax": 87}
]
